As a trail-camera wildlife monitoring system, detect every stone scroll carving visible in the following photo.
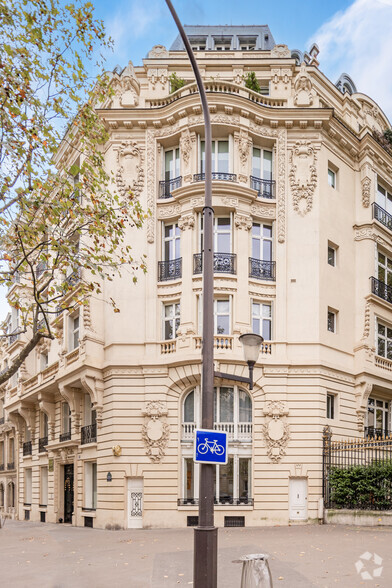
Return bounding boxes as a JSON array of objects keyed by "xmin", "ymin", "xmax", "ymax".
[
  {"xmin": 262, "ymin": 401, "xmax": 290, "ymax": 463},
  {"xmin": 111, "ymin": 60, "xmax": 140, "ymax": 108},
  {"xmin": 360, "ymin": 163, "xmax": 372, "ymax": 208},
  {"xmin": 355, "ymin": 381, "xmax": 372, "ymax": 432},
  {"xmin": 293, "ymin": 64, "xmax": 315, "ymax": 107},
  {"xmin": 141, "ymin": 401, "xmax": 170, "ymax": 463},
  {"xmin": 116, "ymin": 140, "xmax": 144, "ymax": 199},
  {"xmin": 289, "ymin": 140, "xmax": 317, "ymax": 216}
]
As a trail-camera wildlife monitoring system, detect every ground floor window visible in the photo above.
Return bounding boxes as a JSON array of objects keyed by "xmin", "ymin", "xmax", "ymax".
[
  {"xmin": 8, "ymin": 482, "xmax": 14, "ymax": 507},
  {"xmin": 40, "ymin": 467, "xmax": 48, "ymax": 507},
  {"xmin": 366, "ymin": 397, "xmax": 390, "ymax": 436},
  {"xmin": 84, "ymin": 462, "xmax": 97, "ymax": 509}
]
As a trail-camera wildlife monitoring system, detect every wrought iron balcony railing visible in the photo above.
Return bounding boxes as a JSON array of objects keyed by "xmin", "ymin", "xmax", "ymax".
[
  {"xmin": 59, "ymin": 431, "xmax": 71, "ymax": 442},
  {"xmin": 177, "ymin": 497, "xmax": 254, "ymax": 506},
  {"xmin": 365, "ymin": 426, "xmax": 392, "ymax": 439},
  {"xmin": 158, "ymin": 257, "xmax": 182, "ymax": 281},
  {"xmin": 23, "ymin": 441, "xmax": 32, "ymax": 456},
  {"xmin": 193, "ymin": 172, "xmax": 237, "ymax": 182},
  {"xmin": 38, "ymin": 436, "xmax": 48, "ymax": 453},
  {"xmin": 7, "ymin": 462, "xmax": 14, "ymax": 470},
  {"xmin": 81, "ymin": 423, "xmax": 97, "ymax": 445},
  {"xmin": 193, "ymin": 253, "xmax": 236, "ymax": 275},
  {"xmin": 371, "ymin": 276, "xmax": 392, "ymax": 304},
  {"xmin": 373, "ymin": 202, "xmax": 392, "ymax": 231},
  {"xmin": 249, "ymin": 258, "xmax": 276, "ymax": 281},
  {"xmin": 250, "ymin": 176, "xmax": 275, "ymax": 199},
  {"xmin": 159, "ymin": 176, "xmax": 182, "ymax": 198}
]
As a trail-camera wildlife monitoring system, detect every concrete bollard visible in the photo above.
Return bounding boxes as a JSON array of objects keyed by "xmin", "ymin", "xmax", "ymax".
[{"xmin": 233, "ymin": 553, "xmax": 273, "ymax": 587}]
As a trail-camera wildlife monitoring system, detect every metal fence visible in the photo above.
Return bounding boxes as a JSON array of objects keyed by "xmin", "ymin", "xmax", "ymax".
[{"xmin": 323, "ymin": 427, "xmax": 392, "ymax": 510}]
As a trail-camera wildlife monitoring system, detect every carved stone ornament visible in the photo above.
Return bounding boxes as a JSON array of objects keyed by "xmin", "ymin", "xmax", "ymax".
[
  {"xmin": 360, "ymin": 163, "xmax": 372, "ymax": 208},
  {"xmin": 237, "ymin": 130, "xmax": 251, "ymax": 167},
  {"xmin": 355, "ymin": 381, "xmax": 372, "ymax": 432},
  {"xmin": 141, "ymin": 400, "xmax": 169, "ymax": 463},
  {"xmin": 116, "ymin": 140, "xmax": 144, "ymax": 199},
  {"xmin": 147, "ymin": 45, "xmax": 169, "ymax": 59},
  {"xmin": 271, "ymin": 44, "xmax": 291, "ymax": 58},
  {"xmin": 111, "ymin": 60, "xmax": 140, "ymax": 107},
  {"xmin": 147, "ymin": 68, "xmax": 168, "ymax": 90},
  {"xmin": 234, "ymin": 213, "xmax": 252, "ymax": 231},
  {"xmin": 112, "ymin": 445, "xmax": 122, "ymax": 457},
  {"xmin": 178, "ymin": 213, "xmax": 195, "ymax": 231},
  {"xmin": 180, "ymin": 129, "xmax": 192, "ymax": 168},
  {"xmin": 262, "ymin": 400, "xmax": 290, "ymax": 463},
  {"xmin": 293, "ymin": 64, "xmax": 314, "ymax": 107},
  {"xmin": 362, "ymin": 300, "xmax": 371, "ymax": 339},
  {"xmin": 289, "ymin": 140, "xmax": 317, "ymax": 215}
]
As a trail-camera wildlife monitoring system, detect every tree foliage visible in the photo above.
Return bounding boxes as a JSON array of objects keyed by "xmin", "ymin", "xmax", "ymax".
[
  {"xmin": 169, "ymin": 72, "xmax": 186, "ymax": 94},
  {"xmin": 243, "ymin": 72, "xmax": 261, "ymax": 94},
  {"xmin": 0, "ymin": 0, "xmax": 146, "ymax": 384}
]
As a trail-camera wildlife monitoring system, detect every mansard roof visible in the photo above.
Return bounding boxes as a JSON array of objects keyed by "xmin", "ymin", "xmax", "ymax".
[{"xmin": 170, "ymin": 25, "xmax": 275, "ymax": 51}]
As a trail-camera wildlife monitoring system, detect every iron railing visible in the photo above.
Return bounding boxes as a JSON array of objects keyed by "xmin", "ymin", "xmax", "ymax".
[
  {"xmin": 178, "ymin": 497, "xmax": 254, "ymax": 506},
  {"xmin": 193, "ymin": 172, "xmax": 237, "ymax": 182},
  {"xmin": 158, "ymin": 258, "xmax": 182, "ymax": 281},
  {"xmin": 365, "ymin": 426, "xmax": 392, "ymax": 439},
  {"xmin": 250, "ymin": 176, "xmax": 275, "ymax": 199},
  {"xmin": 59, "ymin": 431, "xmax": 71, "ymax": 442},
  {"xmin": 159, "ymin": 176, "xmax": 182, "ymax": 198},
  {"xmin": 81, "ymin": 423, "xmax": 97, "ymax": 445},
  {"xmin": 23, "ymin": 441, "xmax": 32, "ymax": 456},
  {"xmin": 194, "ymin": 252, "xmax": 236, "ymax": 275},
  {"xmin": 249, "ymin": 258, "xmax": 276, "ymax": 281},
  {"xmin": 38, "ymin": 436, "xmax": 48, "ymax": 453},
  {"xmin": 371, "ymin": 276, "xmax": 392, "ymax": 304},
  {"xmin": 7, "ymin": 462, "xmax": 14, "ymax": 470},
  {"xmin": 373, "ymin": 202, "xmax": 392, "ymax": 231},
  {"xmin": 323, "ymin": 427, "xmax": 392, "ymax": 510}
]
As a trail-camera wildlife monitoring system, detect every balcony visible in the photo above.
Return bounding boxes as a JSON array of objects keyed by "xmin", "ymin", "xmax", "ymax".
[
  {"xmin": 59, "ymin": 431, "xmax": 71, "ymax": 442},
  {"xmin": 193, "ymin": 253, "xmax": 236, "ymax": 275},
  {"xmin": 373, "ymin": 202, "xmax": 392, "ymax": 232},
  {"xmin": 178, "ymin": 497, "xmax": 254, "ymax": 506},
  {"xmin": 181, "ymin": 422, "xmax": 252, "ymax": 442},
  {"xmin": 193, "ymin": 172, "xmax": 237, "ymax": 182},
  {"xmin": 23, "ymin": 441, "xmax": 32, "ymax": 456},
  {"xmin": 7, "ymin": 462, "xmax": 14, "ymax": 470},
  {"xmin": 38, "ymin": 436, "xmax": 48, "ymax": 453},
  {"xmin": 249, "ymin": 258, "xmax": 276, "ymax": 281},
  {"xmin": 158, "ymin": 258, "xmax": 182, "ymax": 281},
  {"xmin": 365, "ymin": 426, "xmax": 391, "ymax": 439},
  {"xmin": 250, "ymin": 176, "xmax": 275, "ymax": 199},
  {"xmin": 159, "ymin": 176, "xmax": 182, "ymax": 198},
  {"xmin": 371, "ymin": 276, "xmax": 392, "ymax": 304},
  {"xmin": 81, "ymin": 423, "xmax": 97, "ymax": 445}
]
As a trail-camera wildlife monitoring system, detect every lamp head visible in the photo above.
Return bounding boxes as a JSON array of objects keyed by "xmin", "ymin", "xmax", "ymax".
[{"xmin": 239, "ymin": 333, "xmax": 264, "ymax": 365}]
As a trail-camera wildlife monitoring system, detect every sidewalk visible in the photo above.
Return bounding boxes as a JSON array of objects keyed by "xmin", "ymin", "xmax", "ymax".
[{"xmin": 0, "ymin": 520, "xmax": 390, "ymax": 587}]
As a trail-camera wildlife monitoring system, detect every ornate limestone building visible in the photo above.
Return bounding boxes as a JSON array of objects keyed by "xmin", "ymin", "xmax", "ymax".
[{"xmin": 1, "ymin": 25, "xmax": 392, "ymax": 528}]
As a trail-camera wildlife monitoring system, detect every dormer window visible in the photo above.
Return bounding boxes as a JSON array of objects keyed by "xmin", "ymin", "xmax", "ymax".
[
  {"xmin": 213, "ymin": 36, "xmax": 232, "ymax": 51},
  {"xmin": 239, "ymin": 37, "xmax": 256, "ymax": 51}
]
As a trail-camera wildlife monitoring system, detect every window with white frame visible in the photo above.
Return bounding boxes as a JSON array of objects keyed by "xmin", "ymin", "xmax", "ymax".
[
  {"xmin": 62, "ymin": 402, "xmax": 71, "ymax": 435},
  {"xmin": 214, "ymin": 299, "xmax": 230, "ymax": 335},
  {"xmin": 200, "ymin": 140, "xmax": 230, "ymax": 174},
  {"xmin": 326, "ymin": 393, "xmax": 335, "ymax": 419},
  {"xmin": 252, "ymin": 302, "xmax": 272, "ymax": 340},
  {"xmin": 40, "ymin": 352, "xmax": 48, "ymax": 371},
  {"xmin": 377, "ymin": 251, "xmax": 392, "ymax": 286},
  {"xmin": 239, "ymin": 37, "xmax": 256, "ymax": 50},
  {"xmin": 328, "ymin": 243, "xmax": 337, "ymax": 267},
  {"xmin": 328, "ymin": 168, "xmax": 336, "ymax": 188},
  {"xmin": 377, "ymin": 183, "xmax": 392, "ymax": 214},
  {"xmin": 8, "ymin": 437, "xmax": 14, "ymax": 464},
  {"xmin": 84, "ymin": 394, "xmax": 96, "ymax": 426},
  {"xmin": 163, "ymin": 303, "xmax": 180, "ymax": 340},
  {"xmin": 327, "ymin": 309, "xmax": 337, "ymax": 333},
  {"xmin": 252, "ymin": 148, "xmax": 272, "ymax": 181},
  {"xmin": 24, "ymin": 468, "xmax": 32, "ymax": 504},
  {"xmin": 40, "ymin": 466, "xmax": 48, "ymax": 506},
  {"xmin": 213, "ymin": 37, "xmax": 232, "ymax": 51},
  {"xmin": 252, "ymin": 223, "xmax": 272, "ymax": 262},
  {"xmin": 200, "ymin": 215, "xmax": 232, "ymax": 254},
  {"xmin": 164, "ymin": 148, "xmax": 180, "ymax": 181},
  {"xmin": 84, "ymin": 461, "xmax": 97, "ymax": 509},
  {"xmin": 41, "ymin": 412, "xmax": 48, "ymax": 438},
  {"xmin": 377, "ymin": 321, "xmax": 392, "ymax": 359},
  {"xmin": 163, "ymin": 223, "xmax": 180, "ymax": 261},
  {"xmin": 69, "ymin": 314, "xmax": 80, "ymax": 350},
  {"xmin": 189, "ymin": 36, "xmax": 206, "ymax": 51},
  {"xmin": 367, "ymin": 397, "xmax": 390, "ymax": 435}
]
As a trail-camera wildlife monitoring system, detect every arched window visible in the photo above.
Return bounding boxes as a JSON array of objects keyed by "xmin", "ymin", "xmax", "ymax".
[{"xmin": 183, "ymin": 390, "xmax": 194, "ymax": 422}]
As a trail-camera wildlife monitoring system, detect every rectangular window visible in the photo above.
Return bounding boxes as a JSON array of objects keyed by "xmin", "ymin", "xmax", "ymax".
[
  {"xmin": 327, "ymin": 309, "xmax": 336, "ymax": 333},
  {"xmin": 163, "ymin": 303, "xmax": 180, "ymax": 340},
  {"xmin": 219, "ymin": 458, "xmax": 234, "ymax": 502},
  {"xmin": 252, "ymin": 302, "xmax": 272, "ymax": 340},
  {"xmin": 163, "ymin": 223, "xmax": 180, "ymax": 261},
  {"xmin": 0, "ymin": 441, "xmax": 4, "ymax": 466},
  {"xmin": 252, "ymin": 223, "xmax": 272, "ymax": 261},
  {"xmin": 214, "ymin": 300, "xmax": 230, "ymax": 335},
  {"xmin": 239, "ymin": 38, "xmax": 256, "ymax": 51},
  {"xmin": 84, "ymin": 461, "xmax": 97, "ymax": 509},
  {"xmin": 200, "ymin": 216, "xmax": 232, "ymax": 254},
  {"xmin": 84, "ymin": 394, "xmax": 96, "ymax": 426},
  {"xmin": 239, "ymin": 458, "xmax": 250, "ymax": 502},
  {"xmin": 189, "ymin": 36, "xmax": 207, "ymax": 51},
  {"xmin": 184, "ymin": 458, "xmax": 194, "ymax": 500},
  {"xmin": 25, "ymin": 468, "xmax": 32, "ymax": 504},
  {"xmin": 164, "ymin": 148, "xmax": 180, "ymax": 181},
  {"xmin": 213, "ymin": 37, "xmax": 232, "ymax": 51},
  {"xmin": 328, "ymin": 245, "xmax": 336, "ymax": 266},
  {"xmin": 377, "ymin": 321, "xmax": 392, "ymax": 359},
  {"xmin": 62, "ymin": 402, "xmax": 71, "ymax": 434},
  {"xmin": 377, "ymin": 251, "xmax": 392, "ymax": 287},
  {"xmin": 40, "ymin": 352, "xmax": 49, "ymax": 371},
  {"xmin": 367, "ymin": 398, "xmax": 389, "ymax": 435},
  {"xmin": 9, "ymin": 437, "xmax": 14, "ymax": 463},
  {"xmin": 327, "ymin": 394, "xmax": 335, "ymax": 419},
  {"xmin": 201, "ymin": 140, "xmax": 230, "ymax": 174},
  {"xmin": 377, "ymin": 183, "xmax": 392, "ymax": 215},
  {"xmin": 69, "ymin": 314, "xmax": 79, "ymax": 351},
  {"xmin": 41, "ymin": 412, "xmax": 48, "ymax": 437},
  {"xmin": 328, "ymin": 168, "xmax": 336, "ymax": 188},
  {"xmin": 40, "ymin": 467, "xmax": 48, "ymax": 506},
  {"xmin": 252, "ymin": 148, "xmax": 273, "ymax": 180}
]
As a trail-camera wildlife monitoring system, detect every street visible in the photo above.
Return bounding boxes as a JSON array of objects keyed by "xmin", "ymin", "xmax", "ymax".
[{"xmin": 0, "ymin": 520, "xmax": 391, "ymax": 587}]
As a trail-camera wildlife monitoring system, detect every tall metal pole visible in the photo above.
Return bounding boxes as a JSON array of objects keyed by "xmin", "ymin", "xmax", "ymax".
[{"xmin": 164, "ymin": 3, "xmax": 216, "ymax": 586}]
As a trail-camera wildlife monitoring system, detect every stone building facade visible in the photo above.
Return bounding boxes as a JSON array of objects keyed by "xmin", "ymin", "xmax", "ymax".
[{"xmin": 1, "ymin": 25, "xmax": 392, "ymax": 529}]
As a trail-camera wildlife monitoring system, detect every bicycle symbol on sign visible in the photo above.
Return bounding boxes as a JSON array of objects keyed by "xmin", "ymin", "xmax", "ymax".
[{"xmin": 197, "ymin": 438, "xmax": 225, "ymax": 456}]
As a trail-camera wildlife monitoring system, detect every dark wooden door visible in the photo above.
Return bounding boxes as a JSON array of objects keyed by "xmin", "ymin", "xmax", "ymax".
[{"xmin": 64, "ymin": 464, "xmax": 74, "ymax": 523}]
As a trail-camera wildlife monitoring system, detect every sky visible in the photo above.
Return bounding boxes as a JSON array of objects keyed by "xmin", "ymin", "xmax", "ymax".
[{"xmin": 1, "ymin": 0, "xmax": 392, "ymax": 321}]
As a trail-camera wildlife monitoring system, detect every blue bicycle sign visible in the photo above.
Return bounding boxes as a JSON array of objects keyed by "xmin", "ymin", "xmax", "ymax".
[{"xmin": 194, "ymin": 429, "xmax": 228, "ymax": 464}]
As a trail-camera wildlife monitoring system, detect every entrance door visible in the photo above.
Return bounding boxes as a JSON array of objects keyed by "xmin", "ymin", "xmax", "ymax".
[
  {"xmin": 64, "ymin": 464, "xmax": 74, "ymax": 524},
  {"xmin": 127, "ymin": 478, "xmax": 143, "ymax": 528},
  {"xmin": 289, "ymin": 478, "xmax": 308, "ymax": 521}
]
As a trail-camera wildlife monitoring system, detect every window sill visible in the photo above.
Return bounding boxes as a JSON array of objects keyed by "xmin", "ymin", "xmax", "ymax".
[{"xmin": 82, "ymin": 509, "xmax": 96, "ymax": 517}]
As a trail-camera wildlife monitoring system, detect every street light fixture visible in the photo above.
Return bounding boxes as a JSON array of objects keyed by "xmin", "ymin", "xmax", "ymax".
[{"xmin": 214, "ymin": 333, "xmax": 263, "ymax": 391}]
